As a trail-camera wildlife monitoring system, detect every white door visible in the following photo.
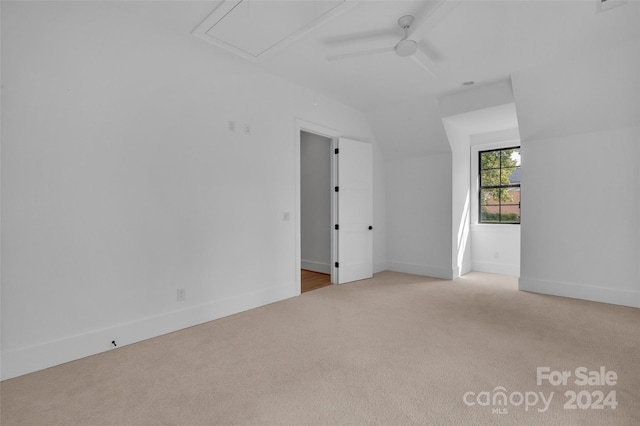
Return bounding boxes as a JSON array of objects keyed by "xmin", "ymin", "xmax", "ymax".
[{"xmin": 335, "ymin": 138, "xmax": 373, "ymax": 284}]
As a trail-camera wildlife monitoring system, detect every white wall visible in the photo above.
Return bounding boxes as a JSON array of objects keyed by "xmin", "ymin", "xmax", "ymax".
[
  {"xmin": 386, "ymin": 154, "xmax": 453, "ymax": 279},
  {"xmin": 441, "ymin": 121, "xmax": 472, "ymax": 278},
  {"xmin": 300, "ymin": 132, "xmax": 331, "ymax": 273},
  {"xmin": 365, "ymin": 97, "xmax": 452, "ymax": 160},
  {"xmin": 470, "ymin": 225, "xmax": 520, "ymax": 276},
  {"xmin": 369, "ymin": 96, "xmax": 453, "ymax": 279},
  {"xmin": 513, "ymin": 31, "xmax": 640, "ymax": 307},
  {"xmin": 440, "ymin": 80, "xmax": 515, "ymax": 119},
  {"xmin": 0, "ymin": 1, "xmax": 381, "ymax": 379}
]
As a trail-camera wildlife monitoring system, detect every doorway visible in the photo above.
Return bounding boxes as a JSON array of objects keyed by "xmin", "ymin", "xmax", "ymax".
[
  {"xmin": 300, "ymin": 130, "xmax": 333, "ymax": 293},
  {"xmin": 295, "ymin": 120, "xmax": 374, "ymax": 294},
  {"xmin": 301, "ymin": 270, "xmax": 331, "ymax": 293}
]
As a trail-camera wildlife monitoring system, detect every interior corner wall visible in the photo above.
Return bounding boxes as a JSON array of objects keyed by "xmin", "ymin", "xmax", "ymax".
[
  {"xmin": 369, "ymin": 96, "xmax": 453, "ymax": 279},
  {"xmin": 372, "ymin": 142, "xmax": 387, "ymax": 273},
  {"xmin": 440, "ymin": 121, "xmax": 472, "ymax": 278},
  {"xmin": 386, "ymin": 154, "xmax": 453, "ymax": 280},
  {"xmin": 512, "ymin": 34, "xmax": 640, "ymax": 308},
  {"xmin": 300, "ymin": 132, "xmax": 331, "ymax": 274},
  {"xmin": 0, "ymin": 1, "xmax": 381, "ymax": 380}
]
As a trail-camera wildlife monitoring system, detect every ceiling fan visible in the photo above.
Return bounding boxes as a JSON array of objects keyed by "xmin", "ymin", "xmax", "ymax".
[
  {"xmin": 326, "ymin": 15, "xmax": 437, "ymax": 77},
  {"xmin": 325, "ymin": 1, "xmax": 462, "ymax": 78}
]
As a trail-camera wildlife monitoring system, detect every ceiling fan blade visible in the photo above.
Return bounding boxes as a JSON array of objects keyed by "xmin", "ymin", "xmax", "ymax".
[
  {"xmin": 322, "ymin": 29, "xmax": 398, "ymax": 46},
  {"xmin": 409, "ymin": 0, "xmax": 462, "ymax": 41},
  {"xmin": 417, "ymin": 39, "xmax": 443, "ymax": 62},
  {"xmin": 411, "ymin": 46, "xmax": 438, "ymax": 78},
  {"xmin": 327, "ymin": 47, "xmax": 394, "ymax": 62}
]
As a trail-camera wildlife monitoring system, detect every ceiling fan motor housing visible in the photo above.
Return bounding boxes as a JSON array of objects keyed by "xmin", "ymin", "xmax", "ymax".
[{"xmin": 395, "ymin": 39, "xmax": 417, "ymax": 57}]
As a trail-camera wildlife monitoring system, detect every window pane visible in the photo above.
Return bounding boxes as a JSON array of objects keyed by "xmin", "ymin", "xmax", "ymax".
[
  {"xmin": 500, "ymin": 148, "xmax": 521, "ymax": 167},
  {"xmin": 480, "ymin": 188, "xmax": 500, "ymax": 206},
  {"xmin": 507, "ymin": 166, "xmax": 521, "ymax": 184},
  {"xmin": 480, "ymin": 188, "xmax": 501, "ymax": 223},
  {"xmin": 504, "ymin": 187, "xmax": 520, "ymax": 204},
  {"xmin": 501, "ymin": 167, "xmax": 522, "ymax": 186},
  {"xmin": 480, "ymin": 210, "xmax": 501, "ymax": 223},
  {"xmin": 481, "ymin": 169, "xmax": 500, "ymax": 187},
  {"xmin": 480, "ymin": 151, "xmax": 501, "ymax": 170},
  {"xmin": 500, "ymin": 213, "xmax": 520, "ymax": 223},
  {"xmin": 501, "ymin": 187, "xmax": 521, "ymax": 223}
]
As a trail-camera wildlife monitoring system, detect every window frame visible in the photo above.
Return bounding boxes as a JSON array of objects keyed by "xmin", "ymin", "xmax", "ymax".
[{"xmin": 478, "ymin": 146, "xmax": 521, "ymax": 225}]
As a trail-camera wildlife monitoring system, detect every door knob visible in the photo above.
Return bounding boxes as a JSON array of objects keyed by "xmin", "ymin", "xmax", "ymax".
[{"xmin": 368, "ymin": 226, "xmax": 373, "ymax": 230}]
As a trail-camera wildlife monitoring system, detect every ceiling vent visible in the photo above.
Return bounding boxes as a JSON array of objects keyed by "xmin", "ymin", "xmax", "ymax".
[
  {"xmin": 193, "ymin": 0, "xmax": 356, "ymax": 62},
  {"xmin": 596, "ymin": 0, "xmax": 627, "ymax": 13}
]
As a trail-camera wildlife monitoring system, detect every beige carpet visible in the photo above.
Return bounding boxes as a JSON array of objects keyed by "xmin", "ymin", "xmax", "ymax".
[{"xmin": 1, "ymin": 271, "xmax": 639, "ymax": 425}]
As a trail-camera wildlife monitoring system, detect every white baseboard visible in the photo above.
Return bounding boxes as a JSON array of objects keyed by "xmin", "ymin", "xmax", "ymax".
[
  {"xmin": 1, "ymin": 285, "xmax": 294, "ymax": 381},
  {"xmin": 472, "ymin": 260, "xmax": 519, "ymax": 277},
  {"xmin": 373, "ymin": 261, "xmax": 387, "ymax": 274},
  {"xmin": 301, "ymin": 261, "xmax": 386, "ymax": 275},
  {"xmin": 301, "ymin": 260, "xmax": 330, "ymax": 274},
  {"xmin": 519, "ymin": 276, "xmax": 640, "ymax": 308},
  {"xmin": 386, "ymin": 261, "xmax": 453, "ymax": 280},
  {"xmin": 453, "ymin": 262, "xmax": 473, "ymax": 278}
]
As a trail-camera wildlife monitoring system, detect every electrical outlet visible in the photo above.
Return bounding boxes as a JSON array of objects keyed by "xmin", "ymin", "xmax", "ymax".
[
  {"xmin": 177, "ymin": 288, "xmax": 185, "ymax": 302},
  {"xmin": 244, "ymin": 123, "xmax": 251, "ymax": 135},
  {"xmin": 228, "ymin": 120, "xmax": 236, "ymax": 132}
]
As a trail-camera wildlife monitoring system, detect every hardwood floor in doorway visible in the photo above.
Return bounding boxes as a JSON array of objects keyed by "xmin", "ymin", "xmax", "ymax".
[{"xmin": 301, "ymin": 270, "xmax": 331, "ymax": 293}]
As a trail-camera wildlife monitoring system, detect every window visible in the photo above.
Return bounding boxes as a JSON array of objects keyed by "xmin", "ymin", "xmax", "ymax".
[{"xmin": 479, "ymin": 147, "xmax": 521, "ymax": 224}]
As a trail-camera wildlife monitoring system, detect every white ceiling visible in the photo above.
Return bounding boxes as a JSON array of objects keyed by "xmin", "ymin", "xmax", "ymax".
[{"xmin": 127, "ymin": 0, "xmax": 640, "ymax": 111}]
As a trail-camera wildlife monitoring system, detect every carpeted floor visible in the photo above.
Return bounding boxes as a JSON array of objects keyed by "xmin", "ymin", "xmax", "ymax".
[{"xmin": 1, "ymin": 271, "xmax": 638, "ymax": 425}]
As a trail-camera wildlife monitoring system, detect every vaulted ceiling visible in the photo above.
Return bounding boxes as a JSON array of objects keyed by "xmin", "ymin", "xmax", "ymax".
[{"xmin": 125, "ymin": 0, "xmax": 639, "ymax": 111}]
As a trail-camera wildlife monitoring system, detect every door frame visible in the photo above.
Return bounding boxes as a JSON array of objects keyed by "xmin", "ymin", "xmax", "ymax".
[{"xmin": 295, "ymin": 119, "xmax": 339, "ymax": 294}]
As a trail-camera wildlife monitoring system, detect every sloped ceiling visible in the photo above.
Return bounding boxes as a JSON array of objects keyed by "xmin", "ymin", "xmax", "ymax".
[
  {"xmin": 123, "ymin": 1, "xmax": 639, "ymax": 156},
  {"xmin": 127, "ymin": 0, "xmax": 639, "ymax": 109}
]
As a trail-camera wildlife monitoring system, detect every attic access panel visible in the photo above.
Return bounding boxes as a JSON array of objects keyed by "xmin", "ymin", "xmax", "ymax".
[{"xmin": 193, "ymin": 0, "xmax": 353, "ymax": 62}]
